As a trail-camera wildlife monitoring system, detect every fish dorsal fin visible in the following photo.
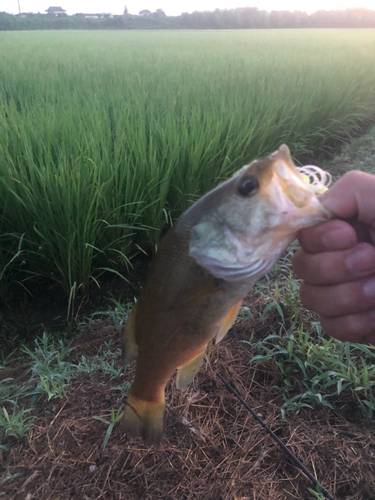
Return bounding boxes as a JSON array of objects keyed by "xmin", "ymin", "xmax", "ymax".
[
  {"xmin": 215, "ymin": 299, "xmax": 243, "ymax": 344},
  {"xmin": 176, "ymin": 348, "xmax": 207, "ymax": 391},
  {"xmin": 122, "ymin": 305, "xmax": 139, "ymax": 366},
  {"xmin": 167, "ymin": 278, "xmax": 220, "ymax": 311}
]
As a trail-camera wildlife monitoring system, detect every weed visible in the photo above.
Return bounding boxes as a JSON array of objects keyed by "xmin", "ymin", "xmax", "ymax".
[
  {"xmin": 0, "ymin": 403, "xmax": 35, "ymax": 440},
  {"xmin": 244, "ymin": 266, "xmax": 375, "ymax": 418},
  {"xmin": 0, "ymin": 351, "xmax": 18, "ymax": 371},
  {"xmin": 112, "ymin": 382, "xmax": 131, "ymax": 405},
  {"xmin": 92, "ymin": 408, "xmax": 124, "ymax": 449},
  {"xmin": 246, "ymin": 321, "xmax": 375, "ymax": 418},
  {"xmin": 21, "ymin": 333, "xmax": 75, "ymax": 400},
  {"xmin": 77, "ymin": 355, "xmax": 124, "ymax": 380},
  {"xmin": 0, "ymin": 469, "xmax": 22, "ymax": 485},
  {"xmin": 77, "ymin": 338, "xmax": 126, "ymax": 379},
  {"xmin": 91, "ymin": 300, "xmax": 132, "ymax": 332},
  {"xmin": 308, "ymin": 488, "xmax": 326, "ymax": 500}
]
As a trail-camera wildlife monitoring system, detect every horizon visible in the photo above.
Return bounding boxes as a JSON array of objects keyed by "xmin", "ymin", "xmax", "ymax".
[{"xmin": 4, "ymin": 1, "xmax": 375, "ymax": 17}]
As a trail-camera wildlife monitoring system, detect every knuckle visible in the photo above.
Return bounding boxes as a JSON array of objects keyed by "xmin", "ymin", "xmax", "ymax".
[
  {"xmin": 341, "ymin": 170, "xmax": 366, "ymax": 184},
  {"xmin": 344, "ymin": 169, "xmax": 362, "ymax": 179}
]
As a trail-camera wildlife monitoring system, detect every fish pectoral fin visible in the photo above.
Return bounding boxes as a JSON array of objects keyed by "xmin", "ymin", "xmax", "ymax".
[
  {"xmin": 122, "ymin": 305, "xmax": 139, "ymax": 366},
  {"xmin": 215, "ymin": 299, "xmax": 243, "ymax": 344},
  {"xmin": 167, "ymin": 279, "xmax": 220, "ymax": 311},
  {"xmin": 176, "ymin": 348, "xmax": 206, "ymax": 391},
  {"xmin": 123, "ymin": 392, "xmax": 165, "ymax": 445}
]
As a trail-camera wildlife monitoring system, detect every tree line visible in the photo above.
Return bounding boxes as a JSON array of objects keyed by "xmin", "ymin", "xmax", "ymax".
[{"xmin": 1, "ymin": 7, "xmax": 375, "ymax": 31}]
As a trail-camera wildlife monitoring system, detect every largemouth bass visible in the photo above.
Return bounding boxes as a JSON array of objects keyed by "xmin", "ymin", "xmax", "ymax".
[{"xmin": 122, "ymin": 144, "xmax": 331, "ymax": 444}]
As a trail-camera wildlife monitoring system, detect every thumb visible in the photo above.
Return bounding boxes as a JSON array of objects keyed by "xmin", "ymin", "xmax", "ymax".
[{"xmin": 319, "ymin": 170, "xmax": 375, "ymax": 230}]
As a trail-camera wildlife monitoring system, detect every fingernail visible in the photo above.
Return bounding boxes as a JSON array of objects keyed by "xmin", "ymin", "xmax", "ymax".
[
  {"xmin": 363, "ymin": 279, "xmax": 375, "ymax": 299},
  {"xmin": 346, "ymin": 245, "xmax": 375, "ymax": 274}
]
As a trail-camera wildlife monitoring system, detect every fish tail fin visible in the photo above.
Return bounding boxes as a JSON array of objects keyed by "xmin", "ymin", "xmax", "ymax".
[
  {"xmin": 123, "ymin": 391, "xmax": 165, "ymax": 445},
  {"xmin": 122, "ymin": 305, "xmax": 138, "ymax": 365}
]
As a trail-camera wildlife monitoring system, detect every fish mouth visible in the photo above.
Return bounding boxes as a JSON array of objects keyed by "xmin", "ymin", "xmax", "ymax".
[
  {"xmin": 273, "ymin": 159, "xmax": 312, "ymax": 208},
  {"xmin": 190, "ymin": 252, "xmax": 272, "ymax": 282},
  {"xmin": 267, "ymin": 160, "xmax": 331, "ymax": 227}
]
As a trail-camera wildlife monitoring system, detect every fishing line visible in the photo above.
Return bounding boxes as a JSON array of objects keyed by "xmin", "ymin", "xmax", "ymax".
[{"xmin": 210, "ymin": 365, "xmax": 335, "ymax": 500}]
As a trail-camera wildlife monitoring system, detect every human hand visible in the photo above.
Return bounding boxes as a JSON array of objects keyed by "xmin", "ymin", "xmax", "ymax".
[{"xmin": 293, "ymin": 170, "xmax": 375, "ymax": 345}]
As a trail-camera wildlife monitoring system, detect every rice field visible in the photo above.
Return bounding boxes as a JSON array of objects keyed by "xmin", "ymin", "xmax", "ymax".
[{"xmin": 1, "ymin": 29, "xmax": 375, "ymax": 295}]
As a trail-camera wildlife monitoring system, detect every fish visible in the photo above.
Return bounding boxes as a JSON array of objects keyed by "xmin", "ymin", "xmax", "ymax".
[{"xmin": 122, "ymin": 144, "xmax": 331, "ymax": 444}]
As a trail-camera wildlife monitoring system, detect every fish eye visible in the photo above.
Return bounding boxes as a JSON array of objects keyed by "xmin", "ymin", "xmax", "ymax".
[{"xmin": 238, "ymin": 176, "xmax": 259, "ymax": 197}]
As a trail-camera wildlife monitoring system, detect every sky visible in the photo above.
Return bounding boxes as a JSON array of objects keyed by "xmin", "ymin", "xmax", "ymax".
[{"xmin": 4, "ymin": 0, "xmax": 375, "ymax": 16}]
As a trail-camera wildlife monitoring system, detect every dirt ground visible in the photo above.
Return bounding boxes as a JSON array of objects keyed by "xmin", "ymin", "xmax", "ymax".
[{"xmin": 1, "ymin": 293, "xmax": 375, "ymax": 500}]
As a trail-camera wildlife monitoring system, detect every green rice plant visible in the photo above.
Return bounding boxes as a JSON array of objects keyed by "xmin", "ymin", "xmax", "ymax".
[
  {"xmin": 92, "ymin": 407, "xmax": 124, "ymax": 449},
  {"xmin": 0, "ymin": 233, "xmax": 24, "ymax": 299},
  {"xmin": 1, "ymin": 30, "xmax": 375, "ymax": 296},
  {"xmin": 21, "ymin": 333, "xmax": 75, "ymax": 400},
  {"xmin": 0, "ymin": 233, "xmax": 23, "ymax": 280}
]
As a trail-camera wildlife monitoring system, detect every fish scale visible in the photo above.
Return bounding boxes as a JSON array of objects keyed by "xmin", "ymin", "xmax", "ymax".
[{"xmin": 122, "ymin": 144, "xmax": 332, "ymax": 444}]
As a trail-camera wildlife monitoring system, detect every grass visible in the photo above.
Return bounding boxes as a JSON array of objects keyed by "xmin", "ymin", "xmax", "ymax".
[
  {"xmin": 1, "ymin": 30, "xmax": 375, "ymax": 297},
  {"xmin": 21, "ymin": 334, "xmax": 76, "ymax": 400},
  {"xmin": 0, "ymin": 405, "xmax": 35, "ymax": 442},
  {"xmin": 92, "ymin": 407, "xmax": 124, "ymax": 449},
  {"xmin": 247, "ymin": 307, "xmax": 375, "ymax": 419},
  {"xmin": 0, "ymin": 331, "xmax": 129, "ymax": 449}
]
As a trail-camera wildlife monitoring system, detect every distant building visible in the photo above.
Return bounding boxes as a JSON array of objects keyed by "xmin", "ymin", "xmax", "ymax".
[
  {"xmin": 45, "ymin": 6, "xmax": 66, "ymax": 15},
  {"xmin": 79, "ymin": 13, "xmax": 112, "ymax": 19}
]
